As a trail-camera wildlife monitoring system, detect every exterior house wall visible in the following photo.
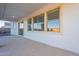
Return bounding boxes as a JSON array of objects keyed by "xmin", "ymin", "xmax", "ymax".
[
  {"xmin": 23, "ymin": 4, "xmax": 79, "ymax": 54},
  {"xmin": 11, "ymin": 3, "xmax": 79, "ymax": 54}
]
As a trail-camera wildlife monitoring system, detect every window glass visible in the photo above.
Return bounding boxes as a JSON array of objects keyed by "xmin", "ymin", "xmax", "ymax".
[
  {"xmin": 47, "ymin": 8, "xmax": 60, "ymax": 32},
  {"xmin": 33, "ymin": 14, "xmax": 44, "ymax": 31},
  {"xmin": 19, "ymin": 22, "xmax": 24, "ymax": 29}
]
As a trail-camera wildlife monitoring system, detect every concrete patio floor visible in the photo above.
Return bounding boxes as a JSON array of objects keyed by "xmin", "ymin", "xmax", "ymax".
[{"xmin": 0, "ymin": 36, "xmax": 79, "ymax": 56}]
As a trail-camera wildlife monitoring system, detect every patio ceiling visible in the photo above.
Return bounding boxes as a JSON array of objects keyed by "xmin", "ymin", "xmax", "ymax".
[{"xmin": 0, "ymin": 3, "xmax": 48, "ymax": 21}]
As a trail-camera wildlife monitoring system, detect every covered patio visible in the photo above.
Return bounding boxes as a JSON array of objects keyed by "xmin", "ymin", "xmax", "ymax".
[
  {"xmin": 0, "ymin": 36, "xmax": 78, "ymax": 56},
  {"xmin": 0, "ymin": 3, "xmax": 79, "ymax": 56}
]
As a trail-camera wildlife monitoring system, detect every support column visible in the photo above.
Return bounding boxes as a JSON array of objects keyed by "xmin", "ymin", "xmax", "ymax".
[
  {"xmin": 24, "ymin": 19, "xmax": 28, "ymax": 36},
  {"xmin": 44, "ymin": 12, "xmax": 48, "ymax": 32},
  {"xmin": 32, "ymin": 18, "xmax": 34, "ymax": 31}
]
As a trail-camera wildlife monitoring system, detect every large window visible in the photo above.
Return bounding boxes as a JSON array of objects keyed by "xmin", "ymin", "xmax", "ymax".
[
  {"xmin": 28, "ymin": 18, "xmax": 32, "ymax": 31},
  {"xmin": 27, "ymin": 7, "xmax": 60, "ymax": 32},
  {"xmin": 47, "ymin": 8, "xmax": 60, "ymax": 32},
  {"xmin": 33, "ymin": 14, "xmax": 44, "ymax": 31},
  {"xmin": 19, "ymin": 22, "xmax": 24, "ymax": 29}
]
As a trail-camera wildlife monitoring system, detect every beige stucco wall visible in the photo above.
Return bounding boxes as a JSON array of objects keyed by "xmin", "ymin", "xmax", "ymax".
[{"xmin": 21, "ymin": 3, "xmax": 79, "ymax": 54}]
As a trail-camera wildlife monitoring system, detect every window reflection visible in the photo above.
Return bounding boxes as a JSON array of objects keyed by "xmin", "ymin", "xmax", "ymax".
[
  {"xmin": 33, "ymin": 14, "xmax": 44, "ymax": 31},
  {"xmin": 47, "ymin": 8, "xmax": 60, "ymax": 32},
  {"xmin": 19, "ymin": 22, "xmax": 24, "ymax": 29}
]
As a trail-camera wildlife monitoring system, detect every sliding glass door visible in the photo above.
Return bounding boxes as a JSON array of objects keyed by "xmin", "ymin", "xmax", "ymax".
[{"xmin": 18, "ymin": 22, "xmax": 24, "ymax": 35}]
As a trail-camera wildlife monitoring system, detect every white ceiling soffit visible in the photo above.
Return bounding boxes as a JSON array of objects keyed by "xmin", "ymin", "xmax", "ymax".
[
  {"xmin": 0, "ymin": 3, "xmax": 6, "ymax": 19},
  {"xmin": 0, "ymin": 3, "xmax": 48, "ymax": 21}
]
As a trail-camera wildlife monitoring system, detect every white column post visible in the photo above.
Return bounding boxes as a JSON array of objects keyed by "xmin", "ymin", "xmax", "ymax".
[
  {"xmin": 44, "ymin": 12, "xmax": 48, "ymax": 32},
  {"xmin": 32, "ymin": 18, "xmax": 34, "ymax": 31},
  {"xmin": 24, "ymin": 19, "xmax": 28, "ymax": 36}
]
